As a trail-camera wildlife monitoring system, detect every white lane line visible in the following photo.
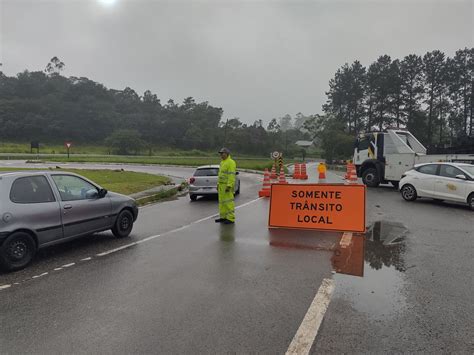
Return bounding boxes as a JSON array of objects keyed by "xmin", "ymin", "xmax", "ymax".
[
  {"xmin": 0, "ymin": 284, "xmax": 12, "ymax": 290},
  {"xmin": 97, "ymin": 197, "xmax": 263, "ymax": 256},
  {"xmin": 81, "ymin": 257, "xmax": 92, "ymax": 261},
  {"xmin": 53, "ymin": 267, "xmax": 63, "ymax": 271},
  {"xmin": 286, "ymin": 278, "xmax": 335, "ymax": 355},
  {"xmin": 96, "ymin": 242, "xmax": 137, "ymax": 257},
  {"xmin": 32, "ymin": 272, "xmax": 48, "ymax": 279},
  {"xmin": 62, "ymin": 263, "xmax": 75, "ymax": 268}
]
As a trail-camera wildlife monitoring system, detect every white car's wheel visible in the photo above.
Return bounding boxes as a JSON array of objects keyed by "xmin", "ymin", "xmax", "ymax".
[
  {"xmin": 401, "ymin": 184, "xmax": 417, "ymax": 201},
  {"xmin": 468, "ymin": 193, "xmax": 474, "ymax": 211}
]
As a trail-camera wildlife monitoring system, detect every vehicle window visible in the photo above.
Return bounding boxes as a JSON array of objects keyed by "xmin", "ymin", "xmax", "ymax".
[
  {"xmin": 439, "ymin": 165, "xmax": 464, "ymax": 179},
  {"xmin": 460, "ymin": 165, "xmax": 474, "ymax": 177},
  {"xmin": 357, "ymin": 137, "xmax": 370, "ymax": 151},
  {"xmin": 10, "ymin": 176, "xmax": 55, "ymax": 204},
  {"xmin": 417, "ymin": 164, "xmax": 438, "ymax": 175},
  {"xmin": 52, "ymin": 175, "xmax": 98, "ymax": 201},
  {"xmin": 194, "ymin": 168, "xmax": 219, "ymax": 176}
]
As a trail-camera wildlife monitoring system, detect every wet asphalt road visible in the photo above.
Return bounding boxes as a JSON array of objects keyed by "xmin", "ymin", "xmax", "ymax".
[{"xmin": 0, "ymin": 162, "xmax": 473, "ymax": 353}]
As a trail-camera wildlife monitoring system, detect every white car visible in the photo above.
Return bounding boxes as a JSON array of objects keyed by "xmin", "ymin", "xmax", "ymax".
[
  {"xmin": 188, "ymin": 165, "xmax": 240, "ymax": 201},
  {"xmin": 399, "ymin": 162, "xmax": 474, "ymax": 210}
]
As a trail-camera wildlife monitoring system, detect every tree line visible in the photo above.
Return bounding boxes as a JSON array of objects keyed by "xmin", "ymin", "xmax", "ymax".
[
  {"xmin": 318, "ymin": 48, "xmax": 473, "ymax": 150},
  {"xmin": 0, "ymin": 58, "xmax": 310, "ymax": 156}
]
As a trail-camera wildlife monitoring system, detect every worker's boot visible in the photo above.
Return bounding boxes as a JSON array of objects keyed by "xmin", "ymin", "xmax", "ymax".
[{"xmin": 215, "ymin": 218, "xmax": 225, "ymax": 223}]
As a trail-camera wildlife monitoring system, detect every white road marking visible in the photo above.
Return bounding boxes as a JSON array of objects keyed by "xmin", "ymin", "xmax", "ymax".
[
  {"xmin": 81, "ymin": 257, "xmax": 92, "ymax": 261},
  {"xmin": 97, "ymin": 197, "xmax": 263, "ymax": 256},
  {"xmin": 32, "ymin": 272, "xmax": 48, "ymax": 279},
  {"xmin": 286, "ymin": 278, "xmax": 335, "ymax": 355},
  {"xmin": 0, "ymin": 284, "xmax": 11, "ymax": 290},
  {"xmin": 62, "ymin": 263, "xmax": 75, "ymax": 268},
  {"xmin": 96, "ymin": 242, "xmax": 137, "ymax": 256},
  {"xmin": 53, "ymin": 267, "xmax": 63, "ymax": 271}
]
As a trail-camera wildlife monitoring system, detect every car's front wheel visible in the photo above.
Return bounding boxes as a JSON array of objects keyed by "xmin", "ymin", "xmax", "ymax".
[
  {"xmin": 112, "ymin": 210, "xmax": 134, "ymax": 238},
  {"xmin": 468, "ymin": 193, "xmax": 474, "ymax": 211},
  {"xmin": 401, "ymin": 184, "xmax": 417, "ymax": 201},
  {"xmin": 0, "ymin": 232, "xmax": 36, "ymax": 271}
]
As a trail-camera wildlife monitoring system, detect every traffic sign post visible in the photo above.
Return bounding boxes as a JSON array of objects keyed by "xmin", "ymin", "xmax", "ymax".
[
  {"xmin": 268, "ymin": 184, "xmax": 366, "ymax": 233},
  {"xmin": 65, "ymin": 142, "xmax": 72, "ymax": 159}
]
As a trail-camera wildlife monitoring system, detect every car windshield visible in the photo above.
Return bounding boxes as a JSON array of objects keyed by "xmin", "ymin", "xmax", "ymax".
[
  {"xmin": 460, "ymin": 165, "xmax": 474, "ymax": 177},
  {"xmin": 194, "ymin": 168, "xmax": 219, "ymax": 176}
]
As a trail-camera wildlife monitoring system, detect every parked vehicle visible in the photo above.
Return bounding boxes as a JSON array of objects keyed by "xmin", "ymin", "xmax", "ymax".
[
  {"xmin": 354, "ymin": 129, "xmax": 474, "ymax": 188},
  {"xmin": 0, "ymin": 171, "xmax": 138, "ymax": 271},
  {"xmin": 399, "ymin": 162, "xmax": 474, "ymax": 210},
  {"xmin": 188, "ymin": 165, "xmax": 240, "ymax": 201}
]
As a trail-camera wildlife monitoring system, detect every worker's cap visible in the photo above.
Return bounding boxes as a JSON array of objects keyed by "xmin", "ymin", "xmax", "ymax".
[{"xmin": 218, "ymin": 147, "xmax": 231, "ymax": 154}]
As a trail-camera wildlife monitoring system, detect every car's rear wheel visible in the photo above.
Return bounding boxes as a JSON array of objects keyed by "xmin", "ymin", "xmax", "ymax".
[
  {"xmin": 190, "ymin": 194, "xmax": 197, "ymax": 201},
  {"xmin": 112, "ymin": 210, "xmax": 134, "ymax": 238},
  {"xmin": 401, "ymin": 184, "xmax": 417, "ymax": 201},
  {"xmin": 0, "ymin": 232, "xmax": 36, "ymax": 271},
  {"xmin": 468, "ymin": 193, "xmax": 474, "ymax": 211}
]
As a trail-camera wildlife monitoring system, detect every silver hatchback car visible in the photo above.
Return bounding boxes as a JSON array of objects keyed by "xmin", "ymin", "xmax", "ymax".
[
  {"xmin": 0, "ymin": 171, "xmax": 138, "ymax": 271},
  {"xmin": 188, "ymin": 165, "xmax": 240, "ymax": 201}
]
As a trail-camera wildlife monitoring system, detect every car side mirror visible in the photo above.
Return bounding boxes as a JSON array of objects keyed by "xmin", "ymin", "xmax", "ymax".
[
  {"xmin": 85, "ymin": 189, "xmax": 99, "ymax": 199},
  {"xmin": 98, "ymin": 188, "xmax": 108, "ymax": 198},
  {"xmin": 455, "ymin": 174, "xmax": 467, "ymax": 180}
]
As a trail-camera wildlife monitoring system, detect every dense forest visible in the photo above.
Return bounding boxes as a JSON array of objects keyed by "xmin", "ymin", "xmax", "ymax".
[
  {"xmin": 0, "ymin": 58, "xmax": 309, "ymax": 156},
  {"xmin": 1, "ymin": 48, "xmax": 472, "ymax": 159},
  {"xmin": 318, "ymin": 48, "xmax": 473, "ymax": 150}
]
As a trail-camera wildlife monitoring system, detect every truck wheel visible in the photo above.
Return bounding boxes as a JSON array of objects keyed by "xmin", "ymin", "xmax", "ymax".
[
  {"xmin": 468, "ymin": 193, "xmax": 474, "ymax": 211},
  {"xmin": 401, "ymin": 184, "xmax": 417, "ymax": 201},
  {"xmin": 0, "ymin": 232, "xmax": 36, "ymax": 271},
  {"xmin": 362, "ymin": 168, "xmax": 380, "ymax": 187}
]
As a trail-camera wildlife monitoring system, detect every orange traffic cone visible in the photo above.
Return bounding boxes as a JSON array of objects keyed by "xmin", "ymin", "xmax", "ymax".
[
  {"xmin": 344, "ymin": 162, "xmax": 351, "ymax": 180},
  {"xmin": 300, "ymin": 163, "xmax": 308, "ymax": 180},
  {"xmin": 348, "ymin": 164, "xmax": 358, "ymax": 184},
  {"xmin": 270, "ymin": 163, "xmax": 277, "ymax": 180},
  {"xmin": 293, "ymin": 163, "xmax": 301, "ymax": 179},
  {"xmin": 318, "ymin": 162, "xmax": 327, "ymax": 183},
  {"xmin": 278, "ymin": 167, "xmax": 288, "ymax": 184},
  {"xmin": 258, "ymin": 168, "xmax": 272, "ymax": 197}
]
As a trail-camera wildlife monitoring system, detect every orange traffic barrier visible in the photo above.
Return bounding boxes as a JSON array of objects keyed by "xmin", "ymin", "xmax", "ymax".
[
  {"xmin": 318, "ymin": 162, "xmax": 327, "ymax": 183},
  {"xmin": 270, "ymin": 163, "xmax": 277, "ymax": 180},
  {"xmin": 348, "ymin": 164, "xmax": 358, "ymax": 184},
  {"xmin": 300, "ymin": 163, "xmax": 308, "ymax": 180},
  {"xmin": 258, "ymin": 168, "xmax": 272, "ymax": 197},
  {"xmin": 278, "ymin": 167, "xmax": 288, "ymax": 184},
  {"xmin": 268, "ymin": 183, "xmax": 366, "ymax": 233},
  {"xmin": 293, "ymin": 163, "xmax": 301, "ymax": 179}
]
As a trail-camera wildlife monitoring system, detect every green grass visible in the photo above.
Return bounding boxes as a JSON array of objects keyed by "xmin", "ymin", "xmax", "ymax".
[{"xmin": 0, "ymin": 168, "xmax": 170, "ymax": 195}]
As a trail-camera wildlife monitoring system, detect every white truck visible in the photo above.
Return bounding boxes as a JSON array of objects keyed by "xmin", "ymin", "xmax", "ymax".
[{"xmin": 354, "ymin": 130, "xmax": 474, "ymax": 187}]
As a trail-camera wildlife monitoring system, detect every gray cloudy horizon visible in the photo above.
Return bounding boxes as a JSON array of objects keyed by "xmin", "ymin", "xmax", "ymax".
[{"xmin": 1, "ymin": 0, "xmax": 473, "ymax": 124}]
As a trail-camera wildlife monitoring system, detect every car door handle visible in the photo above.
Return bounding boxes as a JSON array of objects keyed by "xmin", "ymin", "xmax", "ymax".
[{"xmin": 64, "ymin": 204, "xmax": 73, "ymax": 210}]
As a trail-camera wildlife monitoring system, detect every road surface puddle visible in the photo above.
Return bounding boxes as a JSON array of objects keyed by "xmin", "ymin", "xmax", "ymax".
[{"xmin": 331, "ymin": 221, "xmax": 408, "ymax": 320}]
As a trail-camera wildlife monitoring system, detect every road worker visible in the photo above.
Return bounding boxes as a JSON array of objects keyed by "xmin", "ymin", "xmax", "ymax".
[{"xmin": 215, "ymin": 147, "xmax": 236, "ymax": 224}]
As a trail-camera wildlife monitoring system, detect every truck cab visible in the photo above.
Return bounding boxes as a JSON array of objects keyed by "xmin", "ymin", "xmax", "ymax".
[
  {"xmin": 354, "ymin": 130, "xmax": 474, "ymax": 187},
  {"xmin": 354, "ymin": 130, "xmax": 428, "ymax": 188}
]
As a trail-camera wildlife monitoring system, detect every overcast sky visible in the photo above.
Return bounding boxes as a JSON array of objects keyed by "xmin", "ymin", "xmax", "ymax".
[{"xmin": 1, "ymin": 0, "xmax": 473, "ymax": 124}]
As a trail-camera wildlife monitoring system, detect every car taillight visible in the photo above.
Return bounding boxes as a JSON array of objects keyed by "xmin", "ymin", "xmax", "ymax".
[{"xmin": 189, "ymin": 177, "xmax": 195, "ymax": 184}]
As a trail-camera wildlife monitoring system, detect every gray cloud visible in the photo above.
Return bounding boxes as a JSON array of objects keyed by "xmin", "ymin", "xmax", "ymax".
[{"xmin": 1, "ymin": 0, "xmax": 473, "ymax": 124}]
